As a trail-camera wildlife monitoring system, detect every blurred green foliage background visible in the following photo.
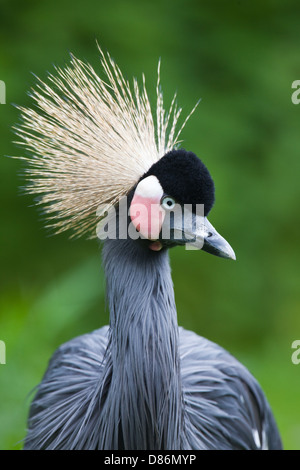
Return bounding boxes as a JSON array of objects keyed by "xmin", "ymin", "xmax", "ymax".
[{"xmin": 0, "ymin": 0, "xmax": 299, "ymax": 450}]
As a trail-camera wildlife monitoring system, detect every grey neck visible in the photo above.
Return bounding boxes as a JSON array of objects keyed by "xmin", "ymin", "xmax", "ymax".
[{"xmin": 100, "ymin": 238, "xmax": 183, "ymax": 450}]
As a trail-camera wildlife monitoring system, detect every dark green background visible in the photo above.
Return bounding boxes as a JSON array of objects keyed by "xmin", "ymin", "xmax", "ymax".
[{"xmin": 0, "ymin": 0, "xmax": 299, "ymax": 450}]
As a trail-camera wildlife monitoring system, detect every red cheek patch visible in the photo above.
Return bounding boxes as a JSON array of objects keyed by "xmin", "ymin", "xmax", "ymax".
[{"xmin": 129, "ymin": 194, "xmax": 165, "ymax": 240}]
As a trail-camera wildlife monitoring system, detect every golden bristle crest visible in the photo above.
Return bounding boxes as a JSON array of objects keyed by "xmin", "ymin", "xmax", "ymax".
[{"xmin": 14, "ymin": 46, "xmax": 198, "ymax": 238}]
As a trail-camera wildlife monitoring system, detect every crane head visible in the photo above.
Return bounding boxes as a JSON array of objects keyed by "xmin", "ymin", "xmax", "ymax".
[
  {"xmin": 14, "ymin": 44, "xmax": 235, "ymax": 261},
  {"xmin": 128, "ymin": 149, "xmax": 236, "ymax": 259}
]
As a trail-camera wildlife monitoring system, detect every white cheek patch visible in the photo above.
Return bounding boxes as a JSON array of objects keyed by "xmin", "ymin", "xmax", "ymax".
[
  {"xmin": 134, "ymin": 175, "xmax": 164, "ymax": 199},
  {"xmin": 130, "ymin": 175, "xmax": 165, "ymax": 240}
]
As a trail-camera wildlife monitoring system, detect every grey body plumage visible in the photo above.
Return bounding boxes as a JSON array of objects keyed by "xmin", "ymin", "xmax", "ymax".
[{"xmin": 24, "ymin": 238, "xmax": 282, "ymax": 450}]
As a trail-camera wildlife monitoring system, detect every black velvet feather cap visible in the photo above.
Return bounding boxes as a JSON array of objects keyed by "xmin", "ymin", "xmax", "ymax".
[{"xmin": 142, "ymin": 149, "xmax": 215, "ymax": 216}]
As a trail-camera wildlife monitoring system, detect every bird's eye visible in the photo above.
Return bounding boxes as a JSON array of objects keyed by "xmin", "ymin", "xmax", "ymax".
[{"xmin": 161, "ymin": 196, "xmax": 176, "ymax": 210}]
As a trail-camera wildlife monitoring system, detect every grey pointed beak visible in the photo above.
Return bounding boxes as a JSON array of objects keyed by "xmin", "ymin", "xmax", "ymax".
[
  {"xmin": 162, "ymin": 204, "xmax": 236, "ymax": 260},
  {"xmin": 201, "ymin": 219, "xmax": 236, "ymax": 260},
  {"xmin": 180, "ymin": 214, "xmax": 236, "ymax": 260}
]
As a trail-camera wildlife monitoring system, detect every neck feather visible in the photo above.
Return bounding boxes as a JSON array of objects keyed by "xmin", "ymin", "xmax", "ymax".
[{"xmin": 100, "ymin": 238, "xmax": 183, "ymax": 449}]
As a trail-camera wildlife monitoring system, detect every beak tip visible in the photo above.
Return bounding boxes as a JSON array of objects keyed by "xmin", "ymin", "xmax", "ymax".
[{"xmin": 228, "ymin": 248, "xmax": 236, "ymax": 261}]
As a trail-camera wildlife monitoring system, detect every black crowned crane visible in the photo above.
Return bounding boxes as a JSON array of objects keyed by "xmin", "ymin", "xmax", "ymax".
[{"xmin": 15, "ymin": 47, "xmax": 282, "ymax": 450}]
